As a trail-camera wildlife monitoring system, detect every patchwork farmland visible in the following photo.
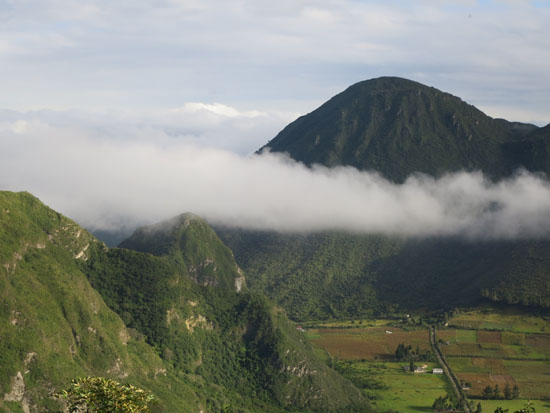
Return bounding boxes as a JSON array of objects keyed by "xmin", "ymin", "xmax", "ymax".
[
  {"xmin": 303, "ymin": 305, "xmax": 550, "ymax": 412},
  {"xmin": 437, "ymin": 305, "xmax": 550, "ymax": 403},
  {"xmin": 305, "ymin": 323, "xmax": 450, "ymax": 412}
]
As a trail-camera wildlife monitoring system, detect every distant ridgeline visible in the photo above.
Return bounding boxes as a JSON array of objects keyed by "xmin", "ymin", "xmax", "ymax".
[
  {"xmin": 216, "ymin": 77, "xmax": 550, "ymax": 321},
  {"xmin": 0, "ymin": 191, "xmax": 371, "ymax": 412}
]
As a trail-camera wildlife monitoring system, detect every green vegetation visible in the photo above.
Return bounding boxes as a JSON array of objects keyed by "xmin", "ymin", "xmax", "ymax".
[
  {"xmin": 58, "ymin": 377, "xmax": 155, "ymax": 412},
  {"xmin": 435, "ymin": 308, "xmax": 550, "ymax": 404},
  {"xmin": 119, "ymin": 213, "xmax": 243, "ymax": 291},
  {"xmin": 261, "ymin": 76, "xmax": 546, "ymax": 182},
  {"xmin": 0, "ymin": 191, "xmax": 193, "ymax": 412},
  {"xmin": 330, "ymin": 360, "xmax": 449, "ymax": 412},
  {"xmin": 395, "ymin": 343, "xmax": 434, "ymax": 362},
  {"xmin": 216, "ymin": 77, "xmax": 550, "ymax": 324},
  {"xmin": 0, "ymin": 191, "xmax": 371, "ymax": 412},
  {"xmin": 447, "ymin": 304, "xmax": 550, "ymax": 334},
  {"xmin": 217, "ymin": 227, "xmax": 550, "ymax": 322},
  {"xmin": 300, "ymin": 319, "xmax": 451, "ymax": 412},
  {"xmin": 479, "ymin": 399, "xmax": 548, "ymax": 412},
  {"xmin": 302, "ymin": 309, "xmax": 550, "ymax": 412}
]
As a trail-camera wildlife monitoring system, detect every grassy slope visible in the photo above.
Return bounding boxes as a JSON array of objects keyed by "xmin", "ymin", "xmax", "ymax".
[
  {"xmin": 0, "ymin": 191, "xmax": 196, "ymax": 412},
  {"xmin": 0, "ymin": 191, "xmax": 371, "ymax": 412}
]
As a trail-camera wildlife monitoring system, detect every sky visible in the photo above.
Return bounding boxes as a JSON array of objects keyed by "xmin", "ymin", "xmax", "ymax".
[
  {"xmin": 1, "ymin": 0, "xmax": 550, "ymax": 238},
  {"xmin": 1, "ymin": 0, "xmax": 549, "ymax": 125}
]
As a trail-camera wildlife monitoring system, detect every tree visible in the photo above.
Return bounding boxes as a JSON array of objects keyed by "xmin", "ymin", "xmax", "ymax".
[
  {"xmin": 504, "ymin": 383, "xmax": 512, "ymax": 400},
  {"xmin": 512, "ymin": 384, "xmax": 520, "ymax": 399},
  {"xmin": 494, "ymin": 384, "xmax": 501, "ymax": 399},
  {"xmin": 482, "ymin": 385, "xmax": 494, "ymax": 399},
  {"xmin": 475, "ymin": 402, "xmax": 483, "ymax": 413},
  {"xmin": 432, "ymin": 395, "xmax": 453, "ymax": 412},
  {"xmin": 58, "ymin": 377, "xmax": 155, "ymax": 413},
  {"xmin": 433, "ymin": 396, "xmax": 446, "ymax": 411}
]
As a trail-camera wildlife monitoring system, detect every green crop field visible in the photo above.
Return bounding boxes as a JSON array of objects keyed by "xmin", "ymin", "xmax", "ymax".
[
  {"xmin": 448, "ymin": 304, "xmax": 550, "ymax": 334},
  {"xmin": 365, "ymin": 362, "xmax": 449, "ymax": 413}
]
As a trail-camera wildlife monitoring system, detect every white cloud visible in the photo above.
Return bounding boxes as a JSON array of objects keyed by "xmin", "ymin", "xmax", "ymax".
[
  {"xmin": 1, "ymin": 113, "xmax": 549, "ymax": 240},
  {"xmin": 0, "ymin": 106, "xmax": 295, "ymax": 155},
  {"xmin": 11, "ymin": 120, "xmax": 27, "ymax": 134},
  {"xmin": 178, "ymin": 103, "xmax": 265, "ymax": 118}
]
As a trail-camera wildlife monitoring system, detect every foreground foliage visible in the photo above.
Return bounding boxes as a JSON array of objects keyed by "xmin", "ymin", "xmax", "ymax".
[{"xmin": 59, "ymin": 377, "xmax": 155, "ymax": 413}]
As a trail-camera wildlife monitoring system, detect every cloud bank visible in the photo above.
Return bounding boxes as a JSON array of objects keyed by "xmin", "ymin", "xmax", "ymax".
[{"xmin": 1, "ymin": 113, "xmax": 550, "ymax": 240}]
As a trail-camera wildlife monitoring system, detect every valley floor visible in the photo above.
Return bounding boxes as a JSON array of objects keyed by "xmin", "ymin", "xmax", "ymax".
[{"xmin": 302, "ymin": 303, "xmax": 550, "ymax": 413}]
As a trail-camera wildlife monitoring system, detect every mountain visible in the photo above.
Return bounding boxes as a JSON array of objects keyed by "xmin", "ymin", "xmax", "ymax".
[
  {"xmin": 119, "ymin": 213, "xmax": 245, "ymax": 291},
  {"xmin": 0, "ymin": 191, "xmax": 370, "ymax": 412},
  {"xmin": 260, "ymin": 76, "xmax": 542, "ymax": 182},
  {"xmin": 86, "ymin": 213, "xmax": 371, "ymax": 412},
  {"xmin": 217, "ymin": 77, "xmax": 550, "ymax": 320},
  {"xmin": 215, "ymin": 228, "xmax": 550, "ymax": 320},
  {"xmin": 501, "ymin": 122, "xmax": 550, "ymax": 175},
  {"xmin": 0, "ymin": 191, "xmax": 192, "ymax": 412}
]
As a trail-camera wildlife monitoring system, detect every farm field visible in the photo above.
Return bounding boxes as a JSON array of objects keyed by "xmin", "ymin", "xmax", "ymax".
[
  {"xmin": 307, "ymin": 326, "xmax": 431, "ymax": 360},
  {"xmin": 304, "ymin": 308, "xmax": 550, "ymax": 411},
  {"xmin": 305, "ymin": 324, "xmax": 450, "ymax": 412},
  {"xmin": 352, "ymin": 361, "xmax": 449, "ymax": 413},
  {"xmin": 437, "ymin": 307, "xmax": 550, "ymax": 401},
  {"xmin": 438, "ymin": 329, "xmax": 550, "ymax": 359},
  {"xmin": 448, "ymin": 304, "xmax": 550, "ymax": 334},
  {"xmin": 438, "ymin": 333, "xmax": 550, "ymax": 399}
]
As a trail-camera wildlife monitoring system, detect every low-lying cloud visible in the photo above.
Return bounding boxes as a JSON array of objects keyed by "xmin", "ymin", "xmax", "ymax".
[{"xmin": 1, "ymin": 114, "xmax": 550, "ymax": 240}]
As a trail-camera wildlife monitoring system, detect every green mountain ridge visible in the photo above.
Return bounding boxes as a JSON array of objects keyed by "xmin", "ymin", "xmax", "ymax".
[
  {"xmin": 216, "ymin": 77, "xmax": 550, "ymax": 321},
  {"xmin": 261, "ymin": 76, "xmax": 545, "ymax": 182},
  {"xmin": 119, "ymin": 213, "xmax": 245, "ymax": 291},
  {"xmin": 1, "ymin": 191, "xmax": 370, "ymax": 412},
  {"xmin": 0, "ymin": 191, "xmax": 189, "ymax": 412},
  {"xmin": 215, "ymin": 228, "xmax": 550, "ymax": 321}
]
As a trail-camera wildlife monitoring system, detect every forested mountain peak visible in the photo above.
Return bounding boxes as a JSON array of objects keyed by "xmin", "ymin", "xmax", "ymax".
[
  {"xmin": 261, "ymin": 77, "xmax": 543, "ymax": 182},
  {"xmin": 119, "ymin": 212, "xmax": 245, "ymax": 291}
]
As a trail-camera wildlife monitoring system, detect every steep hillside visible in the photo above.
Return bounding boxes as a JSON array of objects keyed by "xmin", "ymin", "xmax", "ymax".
[
  {"xmin": 218, "ymin": 78, "xmax": 550, "ymax": 320},
  {"xmin": 0, "ymin": 191, "xmax": 194, "ymax": 412},
  {"xmin": 261, "ymin": 77, "xmax": 542, "ymax": 182},
  {"xmin": 215, "ymin": 228, "xmax": 550, "ymax": 320},
  {"xmin": 0, "ymin": 191, "xmax": 371, "ymax": 412},
  {"xmin": 119, "ymin": 213, "xmax": 245, "ymax": 291},
  {"xmin": 502, "ymin": 123, "xmax": 550, "ymax": 176},
  {"xmin": 108, "ymin": 215, "xmax": 370, "ymax": 412}
]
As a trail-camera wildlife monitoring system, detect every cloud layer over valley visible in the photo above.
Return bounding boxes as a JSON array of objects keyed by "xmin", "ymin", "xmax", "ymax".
[{"xmin": 1, "ymin": 112, "xmax": 549, "ymax": 240}]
